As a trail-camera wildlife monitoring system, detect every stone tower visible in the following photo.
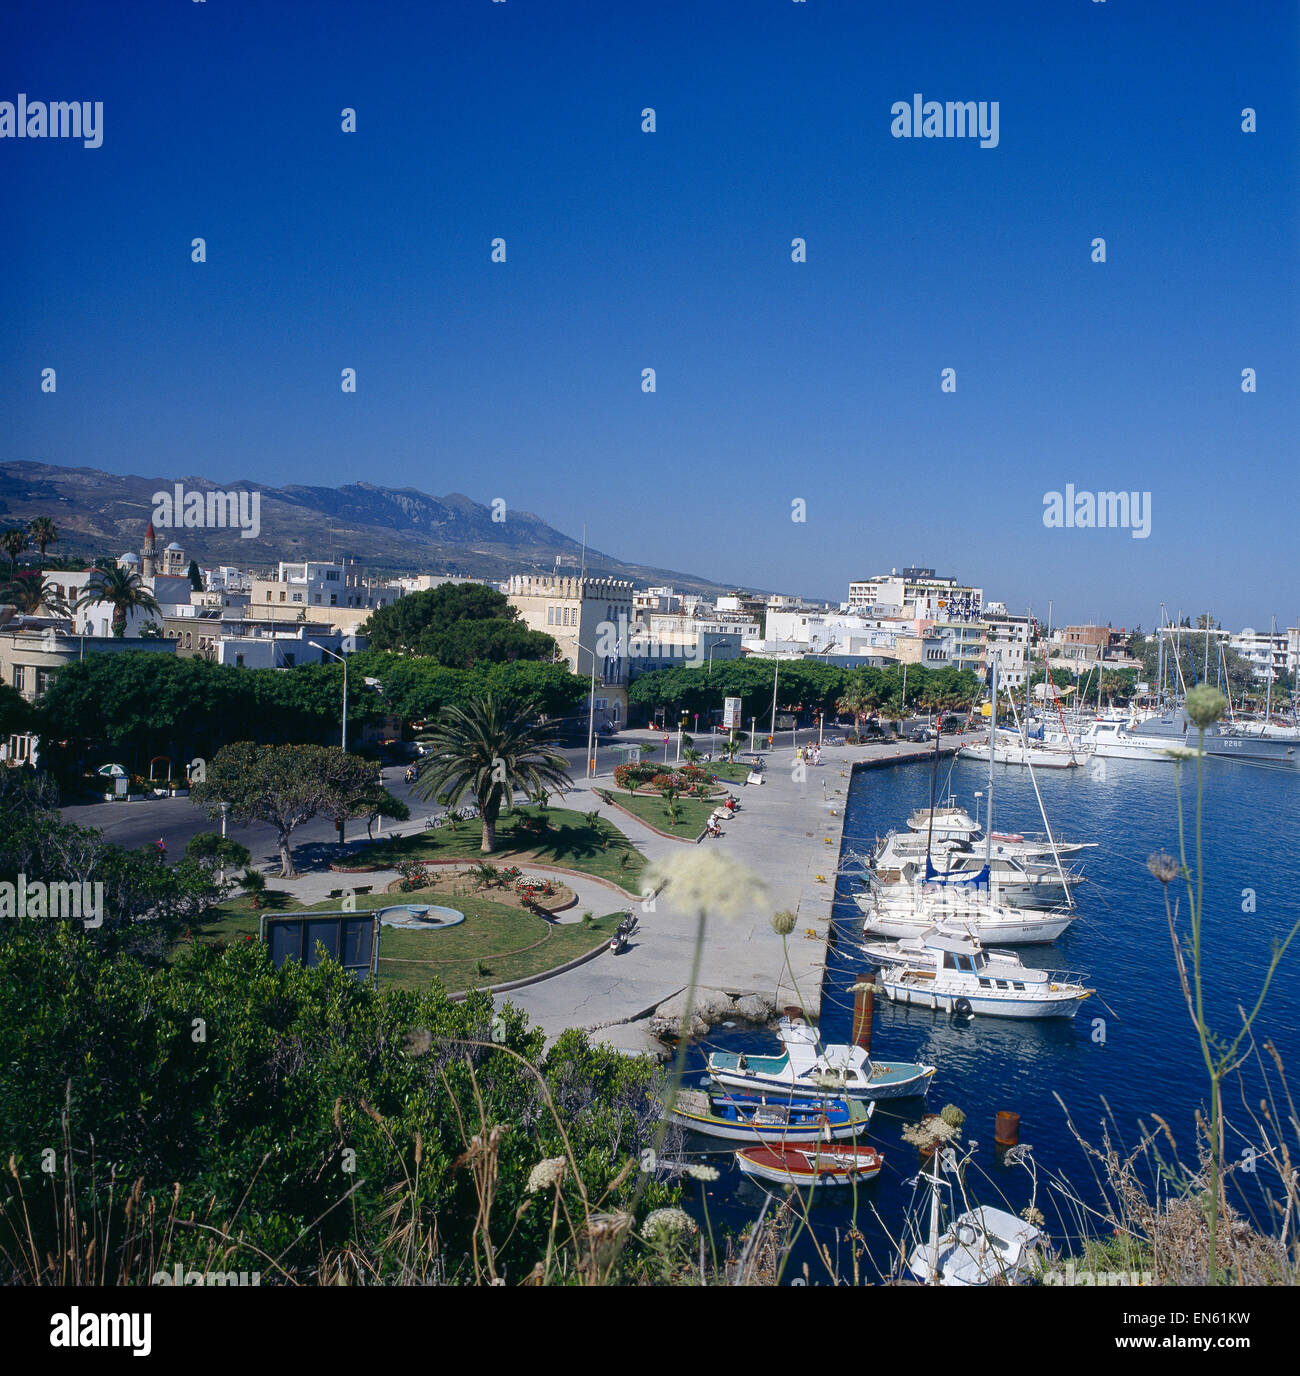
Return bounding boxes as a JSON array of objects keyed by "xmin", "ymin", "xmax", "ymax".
[{"xmin": 142, "ymin": 521, "xmax": 157, "ymax": 579}]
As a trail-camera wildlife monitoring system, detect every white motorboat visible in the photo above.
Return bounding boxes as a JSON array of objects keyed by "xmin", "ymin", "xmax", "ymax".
[
  {"xmin": 706, "ymin": 1015, "xmax": 936, "ymax": 1101},
  {"xmin": 958, "ymin": 729, "xmax": 1083, "ymax": 769},
  {"xmin": 871, "ymin": 927, "xmax": 1092, "ymax": 1019},
  {"xmin": 1075, "ymin": 716, "xmax": 1183, "ymax": 762}
]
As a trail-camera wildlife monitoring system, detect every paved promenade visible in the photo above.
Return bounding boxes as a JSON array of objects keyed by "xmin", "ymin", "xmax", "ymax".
[{"xmin": 500, "ymin": 732, "xmax": 967, "ymax": 1055}]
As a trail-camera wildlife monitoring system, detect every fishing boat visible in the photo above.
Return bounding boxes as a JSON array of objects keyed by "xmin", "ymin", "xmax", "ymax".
[
  {"xmin": 707, "ymin": 1014, "xmax": 936, "ymax": 1101},
  {"xmin": 665, "ymin": 1088, "xmax": 874, "ymax": 1143},
  {"xmin": 735, "ymin": 1142, "xmax": 884, "ymax": 1188},
  {"xmin": 873, "ymin": 928, "xmax": 1092, "ymax": 1019},
  {"xmin": 908, "ymin": 1205, "xmax": 1046, "ymax": 1285}
]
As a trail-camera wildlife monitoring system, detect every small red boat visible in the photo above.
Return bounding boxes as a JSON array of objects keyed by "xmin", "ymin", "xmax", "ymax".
[{"xmin": 735, "ymin": 1142, "xmax": 884, "ymax": 1187}]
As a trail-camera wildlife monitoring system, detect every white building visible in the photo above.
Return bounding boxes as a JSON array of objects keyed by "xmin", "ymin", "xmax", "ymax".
[{"xmin": 848, "ymin": 567, "xmax": 983, "ymax": 622}]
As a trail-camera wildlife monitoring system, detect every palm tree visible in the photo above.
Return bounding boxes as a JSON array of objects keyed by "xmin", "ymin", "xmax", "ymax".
[
  {"xmin": 835, "ymin": 685, "xmax": 879, "ymax": 737},
  {"xmin": 410, "ymin": 695, "xmax": 573, "ymax": 854},
  {"xmin": 0, "ymin": 527, "xmax": 28, "ymax": 578},
  {"xmin": 0, "ymin": 573, "xmax": 71, "ymax": 617},
  {"xmin": 27, "ymin": 517, "xmax": 59, "ymax": 560},
  {"xmin": 75, "ymin": 565, "xmax": 162, "ymax": 637}
]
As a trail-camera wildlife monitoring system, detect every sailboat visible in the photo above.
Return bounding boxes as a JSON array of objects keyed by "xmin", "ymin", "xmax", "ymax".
[{"xmin": 863, "ymin": 657, "xmax": 1082, "ymax": 943}]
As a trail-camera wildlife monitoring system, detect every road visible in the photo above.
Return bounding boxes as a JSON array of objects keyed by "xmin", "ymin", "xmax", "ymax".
[{"xmin": 57, "ymin": 723, "xmax": 960, "ymax": 870}]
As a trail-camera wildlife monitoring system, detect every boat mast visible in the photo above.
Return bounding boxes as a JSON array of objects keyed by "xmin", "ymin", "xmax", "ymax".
[
  {"xmin": 1005, "ymin": 686, "xmax": 1073, "ymax": 905},
  {"xmin": 1266, "ymin": 615, "xmax": 1276, "ymax": 722},
  {"xmin": 986, "ymin": 655, "xmax": 996, "ymax": 865}
]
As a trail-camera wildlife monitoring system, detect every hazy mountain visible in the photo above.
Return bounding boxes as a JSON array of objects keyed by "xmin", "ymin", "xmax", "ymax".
[{"xmin": 0, "ymin": 461, "xmax": 740, "ymax": 594}]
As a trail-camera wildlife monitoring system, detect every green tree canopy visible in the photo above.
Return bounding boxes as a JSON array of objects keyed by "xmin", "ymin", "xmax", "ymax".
[
  {"xmin": 192, "ymin": 741, "xmax": 403, "ymax": 877},
  {"xmin": 362, "ymin": 582, "xmax": 557, "ymax": 668}
]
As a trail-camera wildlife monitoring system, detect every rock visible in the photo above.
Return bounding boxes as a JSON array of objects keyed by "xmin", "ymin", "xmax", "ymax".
[{"xmin": 733, "ymin": 993, "xmax": 777, "ymax": 1024}]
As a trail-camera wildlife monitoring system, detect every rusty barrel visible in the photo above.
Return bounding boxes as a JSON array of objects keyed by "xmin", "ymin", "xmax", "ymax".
[{"xmin": 995, "ymin": 1110, "xmax": 1020, "ymax": 1147}]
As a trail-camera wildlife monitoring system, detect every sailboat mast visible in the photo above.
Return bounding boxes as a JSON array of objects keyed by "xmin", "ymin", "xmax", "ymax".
[{"xmin": 986, "ymin": 655, "xmax": 995, "ymax": 865}]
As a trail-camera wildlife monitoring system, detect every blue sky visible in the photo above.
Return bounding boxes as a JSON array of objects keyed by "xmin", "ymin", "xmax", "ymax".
[{"xmin": 2, "ymin": 0, "xmax": 1296, "ymax": 630}]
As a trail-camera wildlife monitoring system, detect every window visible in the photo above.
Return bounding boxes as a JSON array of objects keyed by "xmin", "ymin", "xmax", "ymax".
[
  {"xmin": 12, "ymin": 666, "xmax": 25, "ymax": 692},
  {"xmin": 279, "ymin": 592, "xmax": 286, "ymax": 603},
  {"xmin": 292, "ymin": 594, "xmax": 303, "ymax": 603},
  {"xmin": 235, "ymin": 654, "xmax": 245, "ymax": 667},
  {"xmin": 547, "ymin": 607, "xmax": 554, "ymax": 625},
  {"xmin": 283, "ymin": 653, "xmax": 295, "ymax": 667}
]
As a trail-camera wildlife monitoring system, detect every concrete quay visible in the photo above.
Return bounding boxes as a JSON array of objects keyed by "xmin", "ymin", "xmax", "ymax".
[{"xmin": 499, "ymin": 732, "xmax": 968, "ymax": 1057}]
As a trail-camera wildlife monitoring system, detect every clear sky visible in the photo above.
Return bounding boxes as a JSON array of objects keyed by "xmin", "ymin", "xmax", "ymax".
[{"xmin": 2, "ymin": 0, "xmax": 1296, "ymax": 630}]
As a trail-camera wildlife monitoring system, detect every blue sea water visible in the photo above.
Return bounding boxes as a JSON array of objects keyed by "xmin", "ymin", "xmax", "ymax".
[{"xmin": 677, "ymin": 753, "xmax": 1300, "ymax": 1281}]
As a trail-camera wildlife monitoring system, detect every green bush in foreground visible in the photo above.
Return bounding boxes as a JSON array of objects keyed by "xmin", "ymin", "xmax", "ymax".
[{"xmin": 0, "ymin": 929, "xmax": 674, "ymax": 1283}]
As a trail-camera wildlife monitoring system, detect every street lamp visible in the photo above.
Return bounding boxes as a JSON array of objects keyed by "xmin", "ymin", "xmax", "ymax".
[
  {"xmin": 574, "ymin": 641, "xmax": 600, "ymax": 780},
  {"xmin": 310, "ymin": 640, "xmax": 349, "ymax": 844}
]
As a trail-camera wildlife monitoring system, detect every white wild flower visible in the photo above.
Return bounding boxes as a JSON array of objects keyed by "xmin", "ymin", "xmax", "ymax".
[
  {"xmin": 644, "ymin": 849, "xmax": 768, "ymax": 921},
  {"xmin": 526, "ymin": 1156, "xmax": 567, "ymax": 1194}
]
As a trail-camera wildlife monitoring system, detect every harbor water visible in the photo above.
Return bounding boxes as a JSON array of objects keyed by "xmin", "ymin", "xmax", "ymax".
[{"xmin": 678, "ymin": 752, "xmax": 1300, "ymax": 1281}]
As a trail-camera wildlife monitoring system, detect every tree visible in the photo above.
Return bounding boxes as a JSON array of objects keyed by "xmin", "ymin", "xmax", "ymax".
[
  {"xmin": 0, "ymin": 527, "xmax": 28, "ymax": 578},
  {"xmin": 27, "ymin": 517, "xmax": 58, "ymax": 560},
  {"xmin": 75, "ymin": 566, "xmax": 162, "ymax": 637},
  {"xmin": 410, "ymin": 695, "xmax": 572, "ymax": 854},
  {"xmin": 0, "ymin": 683, "xmax": 32, "ymax": 739},
  {"xmin": 193, "ymin": 742, "xmax": 402, "ymax": 877},
  {"xmin": 185, "ymin": 559, "xmax": 204, "ymax": 592},
  {"xmin": 362, "ymin": 582, "xmax": 541, "ymax": 659},
  {"xmin": 0, "ymin": 573, "xmax": 70, "ymax": 617}
]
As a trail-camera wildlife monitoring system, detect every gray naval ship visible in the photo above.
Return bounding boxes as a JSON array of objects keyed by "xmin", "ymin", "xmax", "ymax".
[{"xmin": 1137, "ymin": 708, "xmax": 1300, "ymax": 769}]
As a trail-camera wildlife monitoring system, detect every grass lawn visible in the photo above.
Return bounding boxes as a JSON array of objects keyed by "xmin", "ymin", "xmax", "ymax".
[
  {"xmin": 705, "ymin": 761, "xmax": 754, "ymax": 783},
  {"xmin": 348, "ymin": 806, "xmax": 644, "ymax": 893},
  {"xmin": 176, "ymin": 889, "xmax": 627, "ymax": 995},
  {"xmin": 604, "ymin": 790, "xmax": 716, "ymax": 837}
]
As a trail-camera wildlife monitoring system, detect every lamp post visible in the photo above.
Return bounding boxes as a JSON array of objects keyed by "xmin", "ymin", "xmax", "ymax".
[
  {"xmin": 575, "ymin": 641, "xmax": 600, "ymax": 779},
  {"xmin": 311, "ymin": 640, "xmax": 349, "ymax": 843}
]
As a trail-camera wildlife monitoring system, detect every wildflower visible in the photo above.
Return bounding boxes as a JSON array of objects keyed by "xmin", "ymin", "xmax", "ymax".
[
  {"xmin": 1146, "ymin": 852, "xmax": 1180, "ymax": 885},
  {"xmin": 1162, "ymin": 746, "xmax": 1201, "ymax": 762},
  {"xmin": 526, "ymin": 1156, "xmax": 567, "ymax": 1194},
  {"xmin": 1021, "ymin": 1205, "xmax": 1045, "ymax": 1227},
  {"xmin": 770, "ymin": 910, "xmax": 797, "ymax": 937},
  {"xmin": 644, "ymin": 849, "xmax": 768, "ymax": 921},
  {"xmin": 809, "ymin": 1070, "xmax": 846, "ymax": 1090},
  {"xmin": 641, "ymin": 1207, "xmax": 698, "ymax": 1242},
  {"xmin": 1184, "ymin": 685, "xmax": 1226, "ymax": 729},
  {"xmin": 940, "ymin": 1104, "xmax": 966, "ymax": 1131},
  {"xmin": 684, "ymin": 1163, "xmax": 719, "ymax": 1182}
]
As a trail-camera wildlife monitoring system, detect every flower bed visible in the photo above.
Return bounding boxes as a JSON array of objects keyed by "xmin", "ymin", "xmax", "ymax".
[{"xmin": 613, "ymin": 762, "xmax": 716, "ymax": 796}]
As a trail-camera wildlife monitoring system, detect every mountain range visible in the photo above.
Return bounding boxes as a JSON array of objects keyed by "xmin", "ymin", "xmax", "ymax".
[{"xmin": 0, "ymin": 462, "xmax": 740, "ymax": 595}]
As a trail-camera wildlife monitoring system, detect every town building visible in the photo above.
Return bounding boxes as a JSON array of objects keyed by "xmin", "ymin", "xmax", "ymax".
[
  {"xmin": 506, "ymin": 573, "xmax": 635, "ymax": 727},
  {"xmin": 848, "ymin": 567, "xmax": 983, "ymax": 622}
]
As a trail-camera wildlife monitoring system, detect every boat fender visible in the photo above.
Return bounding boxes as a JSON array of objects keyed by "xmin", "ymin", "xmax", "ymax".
[{"xmin": 953, "ymin": 997, "xmax": 973, "ymax": 1018}]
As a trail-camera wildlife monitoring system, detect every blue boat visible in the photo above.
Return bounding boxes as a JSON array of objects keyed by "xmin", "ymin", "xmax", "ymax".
[{"xmin": 666, "ymin": 1087, "xmax": 874, "ymax": 1143}]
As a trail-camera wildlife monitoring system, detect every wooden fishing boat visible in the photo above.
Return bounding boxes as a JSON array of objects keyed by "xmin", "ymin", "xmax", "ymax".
[
  {"xmin": 706, "ymin": 1015, "xmax": 936, "ymax": 1101},
  {"xmin": 735, "ymin": 1142, "xmax": 884, "ymax": 1188},
  {"xmin": 666, "ymin": 1088, "xmax": 873, "ymax": 1143}
]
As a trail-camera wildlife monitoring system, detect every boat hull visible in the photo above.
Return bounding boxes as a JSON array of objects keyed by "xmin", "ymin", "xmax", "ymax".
[
  {"xmin": 667, "ymin": 1092, "xmax": 872, "ymax": 1143},
  {"xmin": 736, "ymin": 1143, "xmax": 883, "ymax": 1188},
  {"xmin": 859, "ymin": 905, "xmax": 1074, "ymax": 944},
  {"xmin": 707, "ymin": 1060, "xmax": 936, "ymax": 1102},
  {"xmin": 879, "ymin": 978, "xmax": 1088, "ymax": 1019}
]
